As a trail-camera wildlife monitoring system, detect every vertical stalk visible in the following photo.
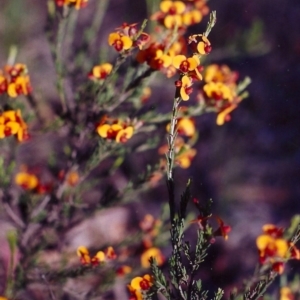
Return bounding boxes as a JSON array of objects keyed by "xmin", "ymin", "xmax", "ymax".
[{"xmin": 55, "ymin": 7, "xmax": 71, "ymax": 114}]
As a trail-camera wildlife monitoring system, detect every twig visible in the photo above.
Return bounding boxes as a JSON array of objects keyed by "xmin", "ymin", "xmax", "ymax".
[{"xmin": 3, "ymin": 203, "xmax": 25, "ymax": 228}]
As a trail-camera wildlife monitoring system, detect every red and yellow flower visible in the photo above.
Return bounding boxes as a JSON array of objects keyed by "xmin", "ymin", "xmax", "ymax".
[
  {"xmin": 137, "ymin": 43, "xmax": 176, "ymax": 78},
  {"xmin": 55, "ymin": 0, "xmax": 88, "ymax": 9},
  {"xmin": 176, "ymin": 75, "xmax": 193, "ymax": 101},
  {"xmin": 141, "ymin": 247, "xmax": 164, "ymax": 268},
  {"xmin": 0, "ymin": 110, "xmax": 29, "ymax": 142},
  {"xmin": 15, "ymin": 166, "xmax": 53, "ymax": 194},
  {"xmin": 15, "ymin": 172, "xmax": 39, "ymax": 191},
  {"xmin": 256, "ymin": 224, "xmax": 300, "ymax": 274},
  {"xmin": 172, "ymin": 54, "xmax": 202, "ymax": 80},
  {"xmin": 280, "ymin": 287, "xmax": 294, "ymax": 300},
  {"xmin": 128, "ymin": 274, "xmax": 153, "ymax": 300},
  {"xmin": 96, "ymin": 117, "xmax": 135, "ymax": 143},
  {"xmin": 188, "ymin": 34, "xmax": 211, "ymax": 55},
  {"xmin": 76, "ymin": 246, "xmax": 116, "ymax": 267},
  {"xmin": 151, "ymin": 1, "xmax": 186, "ymax": 29},
  {"xmin": 0, "ymin": 64, "xmax": 32, "ymax": 98},
  {"xmin": 88, "ymin": 63, "xmax": 112, "ymax": 81},
  {"xmin": 197, "ymin": 64, "xmax": 244, "ymax": 125},
  {"xmin": 204, "ymin": 64, "xmax": 239, "ymax": 84},
  {"xmin": 108, "ymin": 32, "xmax": 133, "ymax": 52}
]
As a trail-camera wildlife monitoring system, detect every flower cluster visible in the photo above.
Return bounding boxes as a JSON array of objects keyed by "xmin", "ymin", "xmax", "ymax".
[
  {"xmin": 76, "ymin": 246, "xmax": 117, "ymax": 266},
  {"xmin": 139, "ymin": 214, "xmax": 164, "ymax": 268},
  {"xmin": 0, "ymin": 110, "xmax": 28, "ymax": 142},
  {"xmin": 108, "ymin": 23, "xmax": 150, "ymax": 52},
  {"xmin": 280, "ymin": 287, "xmax": 295, "ymax": 300},
  {"xmin": 55, "ymin": 0, "xmax": 88, "ymax": 10},
  {"xmin": 198, "ymin": 64, "xmax": 243, "ymax": 125},
  {"xmin": 96, "ymin": 116, "xmax": 135, "ymax": 143},
  {"xmin": 15, "ymin": 166, "xmax": 52, "ymax": 194},
  {"xmin": 151, "ymin": 0, "xmax": 209, "ymax": 30},
  {"xmin": 0, "ymin": 64, "xmax": 32, "ymax": 98},
  {"xmin": 256, "ymin": 224, "xmax": 300, "ymax": 274},
  {"xmin": 136, "ymin": 42, "xmax": 177, "ymax": 78},
  {"xmin": 128, "ymin": 274, "xmax": 153, "ymax": 300}
]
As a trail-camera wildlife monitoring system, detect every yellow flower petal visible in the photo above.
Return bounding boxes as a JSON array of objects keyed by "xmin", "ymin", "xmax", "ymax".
[
  {"xmin": 76, "ymin": 246, "xmax": 89, "ymax": 257},
  {"xmin": 94, "ymin": 251, "xmax": 106, "ymax": 262},
  {"xmin": 97, "ymin": 124, "xmax": 111, "ymax": 138},
  {"xmin": 141, "ymin": 247, "xmax": 164, "ymax": 268},
  {"xmin": 164, "ymin": 15, "xmax": 182, "ymax": 29},
  {"xmin": 172, "ymin": 55, "xmax": 186, "ymax": 69},
  {"xmin": 197, "ymin": 41, "xmax": 206, "ymax": 55},
  {"xmin": 121, "ymin": 36, "xmax": 133, "ymax": 50},
  {"xmin": 115, "ymin": 126, "xmax": 134, "ymax": 143},
  {"xmin": 108, "ymin": 32, "xmax": 120, "ymax": 46},
  {"xmin": 216, "ymin": 105, "xmax": 237, "ymax": 126},
  {"xmin": 15, "ymin": 172, "xmax": 39, "ymax": 190},
  {"xmin": 130, "ymin": 277, "xmax": 143, "ymax": 290},
  {"xmin": 7, "ymin": 83, "xmax": 18, "ymax": 98}
]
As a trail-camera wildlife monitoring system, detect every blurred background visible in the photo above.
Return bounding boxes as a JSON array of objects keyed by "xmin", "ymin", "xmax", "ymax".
[{"xmin": 1, "ymin": 0, "xmax": 300, "ymax": 298}]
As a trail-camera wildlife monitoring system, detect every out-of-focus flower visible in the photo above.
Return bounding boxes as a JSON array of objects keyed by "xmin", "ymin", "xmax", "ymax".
[
  {"xmin": 198, "ymin": 64, "xmax": 244, "ymax": 126},
  {"xmin": 55, "ymin": 0, "xmax": 88, "ymax": 9},
  {"xmin": 203, "ymin": 81, "xmax": 235, "ymax": 102},
  {"xmin": 166, "ymin": 117, "xmax": 196, "ymax": 138},
  {"xmin": 177, "ymin": 117, "xmax": 196, "ymax": 137},
  {"xmin": 182, "ymin": 9, "xmax": 202, "ymax": 26},
  {"xmin": 128, "ymin": 274, "xmax": 153, "ymax": 300},
  {"xmin": 280, "ymin": 287, "xmax": 294, "ymax": 300},
  {"xmin": 76, "ymin": 246, "xmax": 116, "ymax": 266},
  {"xmin": 0, "ymin": 110, "xmax": 29, "ymax": 142},
  {"xmin": 175, "ymin": 145, "xmax": 197, "ymax": 168},
  {"xmin": 159, "ymin": 137, "xmax": 197, "ymax": 169},
  {"xmin": 141, "ymin": 247, "xmax": 164, "ymax": 268},
  {"xmin": 140, "ymin": 214, "xmax": 161, "ymax": 234},
  {"xmin": 14, "ymin": 166, "xmax": 53, "ymax": 194},
  {"xmin": 151, "ymin": 1, "xmax": 186, "ymax": 29},
  {"xmin": 105, "ymin": 246, "xmax": 117, "ymax": 260},
  {"xmin": 140, "ymin": 214, "xmax": 162, "ymax": 248},
  {"xmin": 151, "ymin": 0, "xmax": 208, "ymax": 30},
  {"xmin": 0, "ymin": 64, "xmax": 32, "ymax": 98},
  {"xmin": 113, "ymin": 23, "xmax": 150, "ymax": 50},
  {"xmin": 168, "ymin": 37, "xmax": 188, "ymax": 58},
  {"xmin": 204, "ymin": 64, "xmax": 239, "ymax": 84},
  {"xmin": 15, "ymin": 172, "xmax": 39, "ymax": 190},
  {"xmin": 96, "ymin": 117, "xmax": 135, "ymax": 143},
  {"xmin": 88, "ymin": 63, "xmax": 112, "ymax": 81},
  {"xmin": 117, "ymin": 265, "xmax": 132, "ymax": 276},
  {"xmin": 77, "ymin": 246, "xmax": 91, "ymax": 265},
  {"xmin": 140, "ymin": 87, "xmax": 151, "ymax": 103},
  {"xmin": 256, "ymin": 224, "xmax": 300, "ymax": 274},
  {"xmin": 108, "ymin": 32, "xmax": 133, "ymax": 52},
  {"xmin": 66, "ymin": 170, "xmax": 79, "ymax": 186}
]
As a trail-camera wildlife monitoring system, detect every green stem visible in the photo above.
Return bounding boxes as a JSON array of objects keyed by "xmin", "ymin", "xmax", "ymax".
[
  {"xmin": 87, "ymin": 0, "xmax": 109, "ymax": 49},
  {"xmin": 55, "ymin": 7, "xmax": 71, "ymax": 114}
]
